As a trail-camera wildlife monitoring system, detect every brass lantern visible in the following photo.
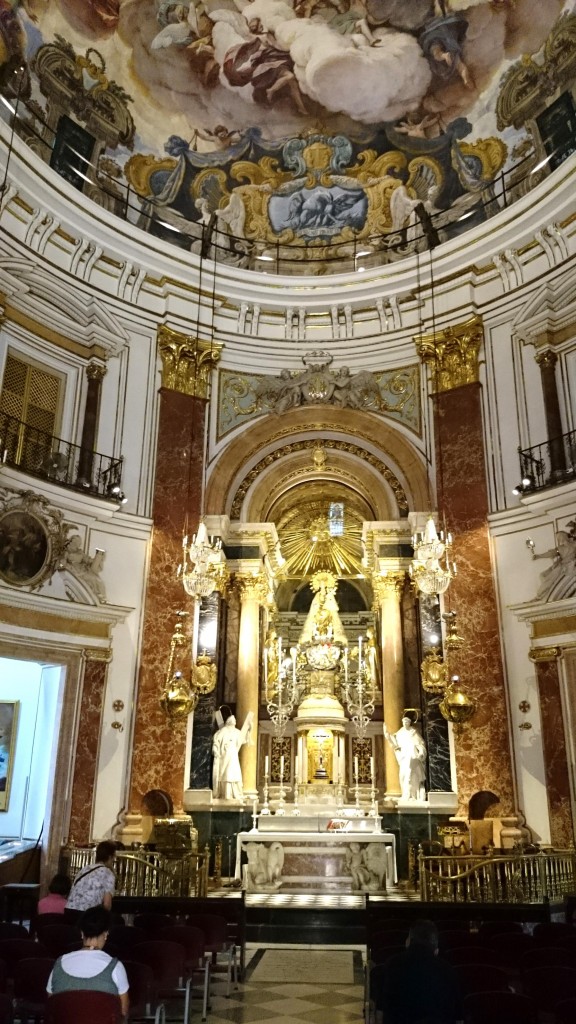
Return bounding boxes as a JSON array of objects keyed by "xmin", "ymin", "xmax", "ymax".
[
  {"xmin": 439, "ymin": 676, "xmax": 476, "ymax": 725},
  {"xmin": 160, "ymin": 613, "xmax": 198, "ymax": 719}
]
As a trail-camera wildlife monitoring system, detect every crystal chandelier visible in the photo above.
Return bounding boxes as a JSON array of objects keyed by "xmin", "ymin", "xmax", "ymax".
[
  {"xmin": 410, "ymin": 516, "xmax": 455, "ymax": 596},
  {"xmin": 180, "ymin": 522, "xmax": 227, "ymax": 598}
]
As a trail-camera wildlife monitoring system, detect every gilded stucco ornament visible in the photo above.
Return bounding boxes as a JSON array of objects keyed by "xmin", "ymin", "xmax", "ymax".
[
  {"xmin": 529, "ymin": 646, "xmax": 561, "ymax": 662},
  {"xmin": 230, "ymin": 439, "xmax": 409, "ymax": 519},
  {"xmin": 192, "ymin": 652, "xmax": 217, "ymax": 695},
  {"xmin": 416, "ymin": 315, "xmax": 483, "ymax": 393},
  {"xmin": 496, "ymin": 13, "xmax": 576, "ymax": 130},
  {"xmin": 233, "ymin": 572, "xmax": 269, "ymax": 604},
  {"xmin": 157, "ymin": 325, "xmax": 222, "ymax": 398},
  {"xmin": 420, "ymin": 649, "xmax": 449, "ymax": 694},
  {"xmin": 0, "ymin": 487, "xmax": 71, "ymax": 591}
]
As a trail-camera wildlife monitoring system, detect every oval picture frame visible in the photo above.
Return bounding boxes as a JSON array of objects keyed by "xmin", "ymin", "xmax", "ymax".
[{"xmin": 0, "ymin": 509, "xmax": 51, "ymax": 588}]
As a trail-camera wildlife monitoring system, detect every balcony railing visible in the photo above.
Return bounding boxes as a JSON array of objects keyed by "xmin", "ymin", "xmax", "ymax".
[
  {"xmin": 518, "ymin": 429, "xmax": 576, "ymax": 494},
  {"xmin": 0, "ymin": 410, "xmax": 123, "ymax": 500},
  {"xmin": 0, "ymin": 83, "xmax": 572, "ymax": 278},
  {"xmin": 419, "ymin": 848, "xmax": 576, "ymax": 903}
]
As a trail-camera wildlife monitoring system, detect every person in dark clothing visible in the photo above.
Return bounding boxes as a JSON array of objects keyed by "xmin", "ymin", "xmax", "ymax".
[{"xmin": 371, "ymin": 919, "xmax": 463, "ymax": 1024}]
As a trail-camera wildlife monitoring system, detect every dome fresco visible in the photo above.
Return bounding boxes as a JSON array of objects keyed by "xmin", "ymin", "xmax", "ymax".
[{"xmin": 1, "ymin": 0, "xmax": 574, "ymax": 267}]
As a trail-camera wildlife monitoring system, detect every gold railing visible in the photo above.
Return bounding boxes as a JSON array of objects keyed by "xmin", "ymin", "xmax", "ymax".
[
  {"xmin": 62, "ymin": 847, "xmax": 209, "ymax": 899},
  {"xmin": 419, "ymin": 848, "xmax": 576, "ymax": 903}
]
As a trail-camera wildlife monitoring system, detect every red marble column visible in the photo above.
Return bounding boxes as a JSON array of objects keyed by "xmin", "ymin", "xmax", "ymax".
[
  {"xmin": 68, "ymin": 653, "xmax": 109, "ymax": 844},
  {"xmin": 128, "ymin": 387, "xmax": 206, "ymax": 815},
  {"xmin": 535, "ymin": 654, "xmax": 574, "ymax": 847},
  {"xmin": 434, "ymin": 381, "xmax": 515, "ymax": 814}
]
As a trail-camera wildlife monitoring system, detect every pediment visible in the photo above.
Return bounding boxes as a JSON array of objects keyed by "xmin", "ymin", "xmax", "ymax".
[
  {"xmin": 513, "ymin": 278, "xmax": 576, "ymax": 346},
  {"xmin": 0, "ymin": 256, "xmax": 129, "ymax": 356}
]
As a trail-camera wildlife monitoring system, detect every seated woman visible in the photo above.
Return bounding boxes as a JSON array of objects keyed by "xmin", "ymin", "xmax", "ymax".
[
  {"xmin": 37, "ymin": 873, "xmax": 71, "ymax": 914},
  {"xmin": 46, "ymin": 906, "xmax": 129, "ymax": 1017}
]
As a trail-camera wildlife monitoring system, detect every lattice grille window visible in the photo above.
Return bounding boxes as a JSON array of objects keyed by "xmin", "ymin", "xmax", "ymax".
[{"xmin": 0, "ymin": 352, "xmax": 63, "ymax": 466}]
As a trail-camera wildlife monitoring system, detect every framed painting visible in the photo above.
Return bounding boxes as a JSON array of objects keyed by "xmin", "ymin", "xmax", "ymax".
[
  {"xmin": 0, "ymin": 509, "xmax": 50, "ymax": 588},
  {"xmin": 0, "ymin": 702, "xmax": 19, "ymax": 811}
]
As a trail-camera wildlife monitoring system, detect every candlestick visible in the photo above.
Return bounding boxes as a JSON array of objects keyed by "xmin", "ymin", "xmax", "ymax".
[
  {"xmin": 354, "ymin": 754, "xmax": 359, "ymax": 780},
  {"xmin": 250, "ymin": 798, "xmax": 258, "ymax": 832},
  {"xmin": 264, "ymin": 754, "xmax": 269, "ymax": 777},
  {"xmin": 294, "ymin": 754, "xmax": 299, "ymax": 783},
  {"xmin": 280, "ymin": 754, "xmax": 285, "ymax": 781},
  {"xmin": 358, "ymin": 635, "xmax": 362, "ymax": 665},
  {"xmin": 370, "ymin": 755, "xmax": 374, "ymax": 781}
]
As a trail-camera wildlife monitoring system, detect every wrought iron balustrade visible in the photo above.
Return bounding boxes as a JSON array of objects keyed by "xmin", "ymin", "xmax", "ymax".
[
  {"xmin": 0, "ymin": 410, "xmax": 123, "ymax": 499},
  {"xmin": 0, "ymin": 84, "xmax": 573, "ymax": 278},
  {"xmin": 62, "ymin": 844, "xmax": 209, "ymax": 899},
  {"xmin": 419, "ymin": 847, "xmax": 576, "ymax": 903},
  {"xmin": 519, "ymin": 429, "xmax": 576, "ymax": 493}
]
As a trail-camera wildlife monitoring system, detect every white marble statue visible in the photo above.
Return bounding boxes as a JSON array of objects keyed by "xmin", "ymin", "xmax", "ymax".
[
  {"xmin": 242, "ymin": 840, "xmax": 284, "ymax": 891},
  {"xmin": 61, "ymin": 535, "xmax": 106, "ymax": 602},
  {"xmin": 345, "ymin": 842, "xmax": 387, "ymax": 892},
  {"xmin": 384, "ymin": 713, "xmax": 427, "ymax": 802},
  {"xmin": 212, "ymin": 711, "xmax": 254, "ymax": 801},
  {"xmin": 532, "ymin": 528, "xmax": 576, "ymax": 601}
]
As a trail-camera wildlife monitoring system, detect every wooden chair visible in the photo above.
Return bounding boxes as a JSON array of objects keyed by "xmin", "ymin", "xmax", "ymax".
[
  {"xmin": 0, "ymin": 939, "xmax": 49, "ymax": 983},
  {"xmin": 454, "ymin": 962, "xmax": 510, "ymax": 996},
  {"xmin": 532, "ymin": 922, "xmax": 575, "ymax": 945},
  {"xmin": 131, "ymin": 939, "xmax": 196, "ymax": 1023},
  {"xmin": 45, "ymin": 991, "xmax": 123, "ymax": 1024},
  {"xmin": 463, "ymin": 990, "xmax": 536, "ymax": 1023},
  {"xmin": 520, "ymin": 945, "xmax": 574, "ymax": 970},
  {"xmin": 13, "ymin": 957, "xmax": 55, "ymax": 1024},
  {"xmin": 158, "ymin": 926, "xmax": 211, "ymax": 1019},
  {"xmin": 477, "ymin": 920, "xmax": 524, "ymax": 939},
  {"xmin": 38, "ymin": 924, "xmax": 82, "ymax": 958},
  {"xmin": 443, "ymin": 945, "xmax": 499, "ymax": 966},
  {"xmin": 554, "ymin": 996, "xmax": 576, "ymax": 1024},
  {"xmin": 124, "ymin": 959, "xmax": 165, "ymax": 1024},
  {"xmin": 0, "ymin": 923, "xmax": 29, "ymax": 940},
  {"xmin": 521, "ymin": 965, "xmax": 576, "ymax": 1016},
  {"xmin": 105, "ymin": 925, "xmax": 148, "ymax": 958},
  {"xmin": 186, "ymin": 912, "xmax": 238, "ymax": 996}
]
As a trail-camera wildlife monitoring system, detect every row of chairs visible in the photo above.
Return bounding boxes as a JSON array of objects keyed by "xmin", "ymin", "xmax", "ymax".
[
  {"xmin": 0, "ymin": 910, "xmax": 239, "ymax": 1023},
  {"xmin": 366, "ymin": 919, "xmax": 576, "ymax": 1024}
]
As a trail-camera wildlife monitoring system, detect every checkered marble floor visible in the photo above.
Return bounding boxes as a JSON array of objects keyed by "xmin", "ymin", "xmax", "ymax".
[{"xmin": 182, "ymin": 947, "xmax": 365, "ymax": 1024}]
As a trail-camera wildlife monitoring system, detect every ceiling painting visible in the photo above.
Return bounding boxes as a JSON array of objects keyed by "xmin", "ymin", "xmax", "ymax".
[{"xmin": 0, "ymin": 1, "xmax": 572, "ymax": 264}]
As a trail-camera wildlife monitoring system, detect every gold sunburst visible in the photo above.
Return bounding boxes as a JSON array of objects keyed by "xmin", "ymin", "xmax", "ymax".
[{"xmin": 276, "ymin": 497, "xmax": 365, "ymax": 578}]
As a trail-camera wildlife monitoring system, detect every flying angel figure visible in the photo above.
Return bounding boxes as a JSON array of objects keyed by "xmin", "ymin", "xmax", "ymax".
[{"xmin": 151, "ymin": 2, "xmax": 204, "ymax": 50}]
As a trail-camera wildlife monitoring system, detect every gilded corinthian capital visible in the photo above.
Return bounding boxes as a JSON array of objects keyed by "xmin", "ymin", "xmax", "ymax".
[
  {"xmin": 234, "ymin": 572, "xmax": 269, "ymax": 604},
  {"xmin": 372, "ymin": 572, "xmax": 405, "ymax": 605},
  {"xmin": 416, "ymin": 315, "xmax": 483, "ymax": 393},
  {"xmin": 158, "ymin": 325, "xmax": 222, "ymax": 398}
]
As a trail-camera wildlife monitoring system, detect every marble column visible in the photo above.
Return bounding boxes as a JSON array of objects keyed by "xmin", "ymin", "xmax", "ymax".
[
  {"xmin": 417, "ymin": 315, "xmax": 515, "ymax": 814},
  {"xmin": 125, "ymin": 327, "xmax": 221, "ymax": 834},
  {"xmin": 532, "ymin": 647, "xmax": 574, "ymax": 847},
  {"xmin": 235, "ymin": 573, "xmax": 267, "ymax": 797},
  {"xmin": 373, "ymin": 573, "xmax": 405, "ymax": 797},
  {"xmin": 535, "ymin": 349, "xmax": 565, "ymax": 477},
  {"xmin": 77, "ymin": 361, "xmax": 106, "ymax": 488},
  {"xmin": 68, "ymin": 649, "xmax": 111, "ymax": 844}
]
